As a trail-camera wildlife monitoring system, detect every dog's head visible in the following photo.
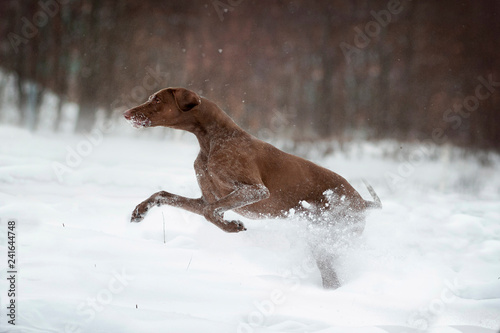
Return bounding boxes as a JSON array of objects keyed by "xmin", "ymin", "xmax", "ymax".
[{"xmin": 123, "ymin": 87, "xmax": 201, "ymax": 129}]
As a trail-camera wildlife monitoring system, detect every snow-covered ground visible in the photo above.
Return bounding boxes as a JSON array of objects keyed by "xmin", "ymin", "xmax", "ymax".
[{"xmin": 0, "ymin": 125, "xmax": 499, "ymax": 333}]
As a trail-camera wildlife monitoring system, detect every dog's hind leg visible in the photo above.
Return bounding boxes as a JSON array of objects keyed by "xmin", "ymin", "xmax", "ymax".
[{"xmin": 314, "ymin": 253, "xmax": 340, "ymax": 289}]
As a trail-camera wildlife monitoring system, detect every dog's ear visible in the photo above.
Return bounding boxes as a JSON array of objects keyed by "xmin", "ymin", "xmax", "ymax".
[{"xmin": 170, "ymin": 88, "xmax": 201, "ymax": 112}]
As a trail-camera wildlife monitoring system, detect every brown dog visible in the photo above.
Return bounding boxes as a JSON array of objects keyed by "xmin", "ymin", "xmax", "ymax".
[{"xmin": 123, "ymin": 87, "xmax": 381, "ymax": 288}]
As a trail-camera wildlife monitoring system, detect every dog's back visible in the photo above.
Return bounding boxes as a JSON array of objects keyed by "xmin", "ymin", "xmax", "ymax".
[{"xmin": 212, "ymin": 132, "xmax": 373, "ymax": 219}]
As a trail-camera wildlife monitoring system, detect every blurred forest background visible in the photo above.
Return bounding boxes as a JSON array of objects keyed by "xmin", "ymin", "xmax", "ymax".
[{"xmin": 0, "ymin": 0, "xmax": 499, "ymax": 151}]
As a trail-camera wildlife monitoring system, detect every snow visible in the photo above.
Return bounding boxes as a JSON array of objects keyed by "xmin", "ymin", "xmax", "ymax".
[{"xmin": 0, "ymin": 125, "xmax": 499, "ymax": 333}]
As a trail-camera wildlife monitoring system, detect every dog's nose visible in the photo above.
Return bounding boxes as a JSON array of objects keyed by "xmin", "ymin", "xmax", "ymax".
[{"xmin": 123, "ymin": 109, "xmax": 133, "ymax": 120}]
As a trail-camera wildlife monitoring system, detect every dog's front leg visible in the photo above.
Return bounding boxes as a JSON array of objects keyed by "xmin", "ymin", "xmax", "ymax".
[
  {"xmin": 203, "ymin": 183, "xmax": 270, "ymax": 232},
  {"xmin": 130, "ymin": 190, "xmax": 248, "ymax": 233},
  {"xmin": 131, "ymin": 191, "xmax": 205, "ymax": 222}
]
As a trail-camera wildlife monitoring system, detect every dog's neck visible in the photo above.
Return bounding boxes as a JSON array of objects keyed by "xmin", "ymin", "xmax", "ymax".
[{"xmin": 190, "ymin": 98, "xmax": 246, "ymax": 155}]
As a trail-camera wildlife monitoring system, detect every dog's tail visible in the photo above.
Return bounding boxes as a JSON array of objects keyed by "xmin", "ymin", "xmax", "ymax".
[{"xmin": 362, "ymin": 179, "xmax": 382, "ymax": 209}]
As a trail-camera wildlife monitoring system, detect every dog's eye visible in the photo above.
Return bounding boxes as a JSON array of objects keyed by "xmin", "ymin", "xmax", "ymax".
[{"xmin": 154, "ymin": 96, "xmax": 161, "ymax": 104}]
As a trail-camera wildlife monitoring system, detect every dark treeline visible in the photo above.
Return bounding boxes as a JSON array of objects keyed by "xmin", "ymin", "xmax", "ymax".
[{"xmin": 0, "ymin": 0, "xmax": 499, "ymax": 150}]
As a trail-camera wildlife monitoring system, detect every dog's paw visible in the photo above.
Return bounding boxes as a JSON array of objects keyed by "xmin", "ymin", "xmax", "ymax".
[
  {"xmin": 224, "ymin": 220, "xmax": 247, "ymax": 233},
  {"xmin": 130, "ymin": 202, "xmax": 148, "ymax": 223},
  {"xmin": 130, "ymin": 214, "xmax": 144, "ymax": 223}
]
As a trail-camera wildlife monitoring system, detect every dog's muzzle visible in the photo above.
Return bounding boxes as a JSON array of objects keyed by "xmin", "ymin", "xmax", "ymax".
[{"xmin": 123, "ymin": 110, "xmax": 151, "ymax": 128}]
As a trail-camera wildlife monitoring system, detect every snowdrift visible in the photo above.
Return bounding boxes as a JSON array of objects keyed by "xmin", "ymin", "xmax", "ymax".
[{"xmin": 0, "ymin": 125, "xmax": 499, "ymax": 333}]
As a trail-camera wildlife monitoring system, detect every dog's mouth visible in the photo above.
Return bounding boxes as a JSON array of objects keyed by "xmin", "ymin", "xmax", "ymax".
[{"xmin": 124, "ymin": 113, "xmax": 152, "ymax": 128}]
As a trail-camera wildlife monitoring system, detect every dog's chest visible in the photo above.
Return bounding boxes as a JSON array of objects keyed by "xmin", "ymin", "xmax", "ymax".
[{"xmin": 194, "ymin": 154, "xmax": 232, "ymax": 201}]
